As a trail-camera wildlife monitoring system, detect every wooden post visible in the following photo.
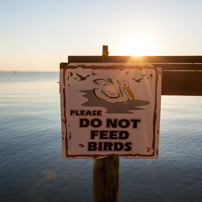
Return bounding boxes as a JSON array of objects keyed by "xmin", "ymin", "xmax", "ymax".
[
  {"xmin": 92, "ymin": 45, "xmax": 119, "ymax": 202},
  {"xmin": 92, "ymin": 156, "xmax": 119, "ymax": 202},
  {"xmin": 102, "ymin": 45, "xmax": 109, "ymax": 62}
]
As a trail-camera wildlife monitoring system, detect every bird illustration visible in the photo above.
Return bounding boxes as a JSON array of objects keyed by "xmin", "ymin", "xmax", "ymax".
[
  {"xmin": 146, "ymin": 147, "xmax": 151, "ymax": 152},
  {"xmin": 76, "ymin": 73, "xmax": 90, "ymax": 81},
  {"xmin": 93, "ymin": 78, "xmax": 137, "ymax": 103},
  {"xmin": 79, "ymin": 144, "xmax": 85, "ymax": 148},
  {"xmin": 132, "ymin": 77, "xmax": 143, "ymax": 83},
  {"xmin": 91, "ymin": 71, "xmax": 97, "ymax": 75},
  {"xmin": 150, "ymin": 73, "xmax": 153, "ymax": 79}
]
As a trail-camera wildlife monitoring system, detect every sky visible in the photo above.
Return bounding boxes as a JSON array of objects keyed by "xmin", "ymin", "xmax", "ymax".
[{"xmin": 1, "ymin": 0, "xmax": 202, "ymax": 72}]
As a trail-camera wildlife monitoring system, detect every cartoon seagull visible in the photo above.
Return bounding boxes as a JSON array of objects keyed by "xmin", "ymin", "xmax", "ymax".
[
  {"xmin": 79, "ymin": 144, "xmax": 85, "ymax": 148},
  {"xmin": 76, "ymin": 73, "xmax": 90, "ymax": 81},
  {"xmin": 91, "ymin": 71, "xmax": 97, "ymax": 75},
  {"xmin": 132, "ymin": 77, "xmax": 143, "ymax": 83},
  {"xmin": 93, "ymin": 78, "xmax": 137, "ymax": 103},
  {"xmin": 146, "ymin": 147, "xmax": 151, "ymax": 152}
]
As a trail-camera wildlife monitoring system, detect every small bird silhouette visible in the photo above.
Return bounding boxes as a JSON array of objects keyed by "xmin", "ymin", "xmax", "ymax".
[
  {"xmin": 79, "ymin": 144, "xmax": 85, "ymax": 148},
  {"xmin": 132, "ymin": 77, "xmax": 143, "ymax": 83},
  {"xmin": 91, "ymin": 71, "xmax": 97, "ymax": 75},
  {"xmin": 150, "ymin": 73, "xmax": 153, "ymax": 79},
  {"xmin": 146, "ymin": 147, "xmax": 151, "ymax": 152},
  {"xmin": 76, "ymin": 73, "xmax": 90, "ymax": 81}
]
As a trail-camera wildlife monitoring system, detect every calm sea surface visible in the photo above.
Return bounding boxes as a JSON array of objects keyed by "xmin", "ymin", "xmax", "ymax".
[{"xmin": 0, "ymin": 71, "xmax": 202, "ymax": 202}]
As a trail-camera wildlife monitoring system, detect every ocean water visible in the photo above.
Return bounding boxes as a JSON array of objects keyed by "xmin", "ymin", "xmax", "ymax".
[{"xmin": 0, "ymin": 71, "xmax": 202, "ymax": 202}]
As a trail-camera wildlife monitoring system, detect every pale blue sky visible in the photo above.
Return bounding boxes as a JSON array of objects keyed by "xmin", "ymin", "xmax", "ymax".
[{"xmin": 1, "ymin": 0, "xmax": 202, "ymax": 71}]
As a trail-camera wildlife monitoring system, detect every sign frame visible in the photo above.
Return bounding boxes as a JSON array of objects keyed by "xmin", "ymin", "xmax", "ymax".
[{"xmin": 60, "ymin": 63, "xmax": 161, "ymax": 159}]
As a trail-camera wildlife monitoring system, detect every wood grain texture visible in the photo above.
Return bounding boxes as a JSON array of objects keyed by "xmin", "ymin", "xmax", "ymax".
[
  {"xmin": 153, "ymin": 64, "xmax": 202, "ymax": 70},
  {"xmin": 162, "ymin": 71, "xmax": 202, "ymax": 95},
  {"xmin": 92, "ymin": 156, "xmax": 119, "ymax": 202}
]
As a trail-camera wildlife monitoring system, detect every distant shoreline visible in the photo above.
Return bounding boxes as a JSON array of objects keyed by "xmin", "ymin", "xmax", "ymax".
[{"xmin": 0, "ymin": 70, "xmax": 59, "ymax": 72}]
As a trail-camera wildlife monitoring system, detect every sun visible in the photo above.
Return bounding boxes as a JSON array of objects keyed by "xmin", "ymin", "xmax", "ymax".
[{"xmin": 120, "ymin": 36, "xmax": 156, "ymax": 56}]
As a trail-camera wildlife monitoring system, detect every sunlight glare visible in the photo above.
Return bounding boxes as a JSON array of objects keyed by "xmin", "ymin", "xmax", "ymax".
[{"xmin": 120, "ymin": 36, "xmax": 156, "ymax": 56}]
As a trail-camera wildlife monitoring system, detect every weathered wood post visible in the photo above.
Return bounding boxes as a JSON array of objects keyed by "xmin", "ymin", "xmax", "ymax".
[{"xmin": 92, "ymin": 45, "xmax": 119, "ymax": 202}]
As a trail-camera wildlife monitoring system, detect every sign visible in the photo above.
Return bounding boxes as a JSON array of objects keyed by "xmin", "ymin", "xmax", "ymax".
[{"xmin": 60, "ymin": 63, "xmax": 161, "ymax": 159}]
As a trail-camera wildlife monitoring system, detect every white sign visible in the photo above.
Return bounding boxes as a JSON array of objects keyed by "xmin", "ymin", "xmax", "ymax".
[{"xmin": 60, "ymin": 63, "xmax": 161, "ymax": 159}]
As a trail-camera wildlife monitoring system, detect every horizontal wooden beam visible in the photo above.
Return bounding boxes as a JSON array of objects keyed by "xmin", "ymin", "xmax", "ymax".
[
  {"xmin": 68, "ymin": 56, "xmax": 202, "ymax": 64},
  {"xmin": 61, "ymin": 62, "xmax": 202, "ymax": 70},
  {"xmin": 153, "ymin": 64, "xmax": 202, "ymax": 70},
  {"xmin": 60, "ymin": 62, "xmax": 202, "ymax": 71},
  {"xmin": 162, "ymin": 71, "xmax": 202, "ymax": 95}
]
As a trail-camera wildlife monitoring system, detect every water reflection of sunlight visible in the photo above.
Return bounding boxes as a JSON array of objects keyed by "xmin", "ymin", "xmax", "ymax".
[
  {"xmin": 0, "ymin": 81, "xmax": 60, "ymax": 115},
  {"xmin": 0, "ymin": 81, "xmax": 59, "ymax": 97}
]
